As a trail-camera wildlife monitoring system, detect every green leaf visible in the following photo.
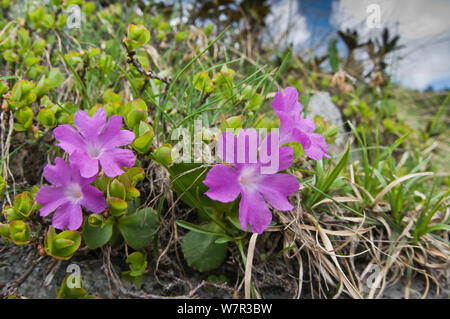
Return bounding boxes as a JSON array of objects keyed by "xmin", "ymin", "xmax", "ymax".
[
  {"xmin": 46, "ymin": 68, "xmax": 63, "ymax": 88},
  {"xmin": 245, "ymin": 93, "xmax": 262, "ymax": 111},
  {"xmin": 126, "ymin": 251, "xmax": 147, "ymax": 277},
  {"xmin": 125, "ymin": 167, "xmax": 145, "ymax": 184},
  {"xmin": 125, "ymin": 24, "xmax": 151, "ymax": 50},
  {"xmin": 107, "ymin": 197, "xmax": 128, "ymax": 216},
  {"xmin": 308, "ymin": 143, "xmax": 350, "ymax": 207},
  {"xmin": 9, "ymin": 220, "xmax": 31, "ymax": 245},
  {"xmin": 193, "ymin": 72, "xmax": 214, "ymax": 93},
  {"xmin": 38, "ymin": 108, "xmax": 56, "ymax": 128},
  {"xmin": 56, "ymin": 275, "xmax": 96, "ymax": 299},
  {"xmin": 13, "ymin": 191, "xmax": 35, "ymax": 218},
  {"xmin": 117, "ymin": 207, "xmax": 159, "ymax": 250},
  {"xmin": 88, "ymin": 214, "xmax": 103, "ymax": 227},
  {"xmin": 176, "ymin": 220, "xmax": 231, "ymax": 239},
  {"xmin": 125, "ymin": 109, "xmax": 147, "ymax": 130},
  {"xmin": 168, "ymin": 163, "xmax": 214, "ymax": 210},
  {"xmin": 122, "ymin": 251, "xmax": 148, "ymax": 289},
  {"xmin": 3, "ymin": 49, "xmax": 19, "ymax": 63},
  {"xmin": 14, "ymin": 107, "xmax": 33, "ymax": 131},
  {"xmin": 44, "ymin": 227, "xmax": 81, "ymax": 260},
  {"xmin": 2, "ymin": 206, "xmax": 23, "ymax": 222},
  {"xmin": 132, "ymin": 124, "xmax": 154, "ymax": 154},
  {"xmin": 204, "ymin": 23, "xmax": 214, "ymax": 35},
  {"xmin": 152, "ymin": 144, "xmax": 173, "ymax": 166},
  {"xmin": 328, "ymin": 38, "xmax": 340, "ymax": 73},
  {"xmin": 220, "ymin": 116, "xmax": 241, "ymax": 131},
  {"xmin": 109, "ymin": 179, "xmax": 126, "ymax": 200},
  {"xmin": 82, "ymin": 217, "xmax": 113, "ymax": 249},
  {"xmin": 182, "ymin": 223, "xmax": 228, "ymax": 272},
  {"xmin": 0, "ymin": 223, "xmax": 10, "ymax": 239},
  {"xmin": 423, "ymin": 224, "xmax": 450, "ymax": 233}
]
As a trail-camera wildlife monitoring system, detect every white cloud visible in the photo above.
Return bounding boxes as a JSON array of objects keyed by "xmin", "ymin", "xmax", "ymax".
[
  {"xmin": 330, "ymin": 0, "xmax": 450, "ymax": 90},
  {"xmin": 264, "ymin": 0, "xmax": 311, "ymax": 50}
]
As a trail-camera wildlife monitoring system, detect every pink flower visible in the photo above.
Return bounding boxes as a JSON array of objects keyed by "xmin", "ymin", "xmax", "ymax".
[
  {"xmin": 53, "ymin": 108, "xmax": 135, "ymax": 178},
  {"xmin": 203, "ymin": 130, "xmax": 299, "ymax": 234},
  {"xmin": 36, "ymin": 157, "xmax": 107, "ymax": 230},
  {"xmin": 272, "ymin": 87, "xmax": 330, "ymax": 161}
]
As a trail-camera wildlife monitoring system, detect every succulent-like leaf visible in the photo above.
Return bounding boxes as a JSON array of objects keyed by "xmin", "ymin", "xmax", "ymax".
[
  {"xmin": 9, "ymin": 220, "xmax": 31, "ymax": 245},
  {"xmin": 44, "ymin": 227, "xmax": 81, "ymax": 260}
]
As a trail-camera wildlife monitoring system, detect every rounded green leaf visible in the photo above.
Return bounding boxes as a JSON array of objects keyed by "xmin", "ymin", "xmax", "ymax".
[
  {"xmin": 246, "ymin": 93, "xmax": 262, "ymax": 111},
  {"xmin": 0, "ymin": 223, "xmax": 10, "ymax": 239},
  {"xmin": 193, "ymin": 72, "xmax": 214, "ymax": 93},
  {"xmin": 82, "ymin": 217, "xmax": 113, "ymax": 249},
  {"xmin": 38, "ymin": 108, "xmax": 56, "ymax": 128},
  {"xmin": 107, "ymin": 197, "xmax": 128, "ymax": 216},
  {"xmin": 132, "ymin": 130, "xmax": 154, "ymax": 154},
  {"xmin": 117, "ymin": 207, "xmax": 159, "ymax": 250},
  {"xmin": 181, "ymin": 223, "xmax": 228, "ymax": 272},
  {"xmin": 152, "ymin": 144, "xmax": 173, "ymax": 166},
  {"xmin": 13, "ymin": 191, "xmax": 35, "ymax": 218},
  {"xmin": 9, "ymin": 220, "xmax": 31, "ymax": 245},
  {"xmin": 109, "ymin": 179, "xmax": 126, "ymax": 200}
]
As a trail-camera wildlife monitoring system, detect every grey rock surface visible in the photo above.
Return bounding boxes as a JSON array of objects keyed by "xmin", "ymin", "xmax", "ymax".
[{"xmin": 1, "ymin": 243, "xmax": 448, "ymax": 299}]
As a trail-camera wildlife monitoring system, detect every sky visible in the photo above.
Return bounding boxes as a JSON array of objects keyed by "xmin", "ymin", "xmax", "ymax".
[{"xmin": 263, "ymin": 0, "xmax": 450, "ymax": 91}]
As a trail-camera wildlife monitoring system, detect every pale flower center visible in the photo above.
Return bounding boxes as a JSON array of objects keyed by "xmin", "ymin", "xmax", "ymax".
[
  {"xmin": 86, "ymin": 142, "xmax": 104, "ymax": 159},
  {"xmin": 65, "ymin": 183, "xmax": 83, "ymax": 203},
  {"xmin": 238, "ymin": 166, "xmax": 260, "ymax": 192}
]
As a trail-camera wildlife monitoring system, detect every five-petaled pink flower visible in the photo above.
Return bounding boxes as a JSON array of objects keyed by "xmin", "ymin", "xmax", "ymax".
[
  {"xmin": 203, "ymin": 130, "xmax": 299, "ymax": 234},
  {"xmin": 272, "ymin": 87, "xmax": 330, "ymax": 161},
  {"xmin": 36, "ymin": 157, "xmax": 107, "ymax": 230},
  {"xmin": 53, "ymin": 108, "xmax": 135, "ymax": 178}
]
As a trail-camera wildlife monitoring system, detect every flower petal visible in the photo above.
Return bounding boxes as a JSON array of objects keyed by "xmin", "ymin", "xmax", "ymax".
[
  {"xmin": 98, "ymin": 148, "xmax": 135, "ymax": 177},
  {"xmin": 298, "ymin": 117, "xmax": 316, "ymax": 133},
  {"xmin": 81, "ymin": 184, "xmax": 107, "ymax": 213},
  {"xmin": 272, "ymin": 87, "xmax": 302, "ymax": 115},
  {"xmin": 259, "ymin": 133, "xmax": 293, "ymax": 173},
  {"xmin": 278, "ymin": 146, "xmax": 294, "ymax": 171},
  {"xmin": 238, "ymin": 190, "xmax": 272, "ymax": 234},
  {"xmin": 258, "ymin": 173, "xmax": 299, "ymax": 211},
  {"xmin": 277, "ymin": 112, "xmax": 303, "ymax": 139},
  {"xmin": 36, "ymin": 186, "xmax": 67, "ymax": 217},
  {"xmin": 74, "ymin": 108, "xmax": 106, "ymax": 139},
  {"xmin": 69, "ymin": 150, "xmax": 99, "ymax": 178},
  {"xmin": 100, "ymin": 115, "xmax": 135, "ymax": 148},
  {"xmin": 52, "ymin": 202, "xmax": 83, "ymax": 230},
  {"xmin": 53, "ymin": 124, "xmax": 86, "ymax": 154},
  {"xmin": 203, "ymin": 164, "xmax": 241, "ymax": 203},
  {"xmin": 304, "ymin": 133, "xmax": 330, "ymax": 161},
  {"xmin": 290, "ymin": 128, "xmax": 312, "ymax": 150},
  {"xmin": 42, "ymin": 157, "xmax": 71, "ymax": 187}
]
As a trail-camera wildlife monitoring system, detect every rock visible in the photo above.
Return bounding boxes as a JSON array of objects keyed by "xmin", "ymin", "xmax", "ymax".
[
  {"xmin": 307, "ymin": 91, "xmax": 347, "ymax": 154},
  {"xmin": 1, "ymin": 243, "xmax": 448, "ymax": 299}
]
